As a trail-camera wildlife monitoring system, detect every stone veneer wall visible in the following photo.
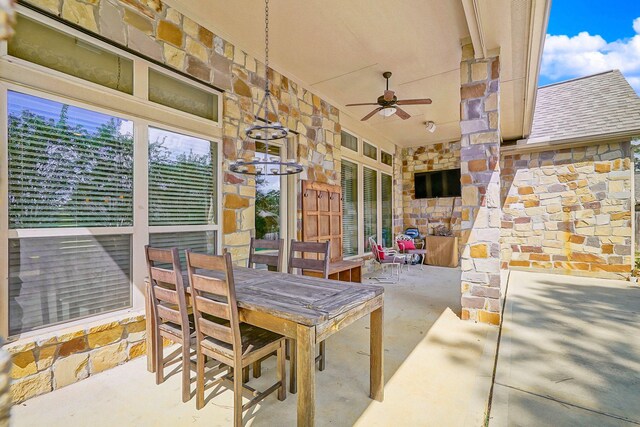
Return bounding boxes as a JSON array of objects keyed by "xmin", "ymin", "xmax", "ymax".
[
  {"xmin": 0, "ymin": 342, "xmax": 10, "ymax": 426},
  {"xmin": 6, "ymin": 314, "xmax": 146, "ymax": 403},
  {"xmin": 501, "ymin": 142, "xmax": 633, "ymax": 279},
  {"xmin": 458, "ymin": 46, "xmax": 502, "ymax": 325},
  {"xmin": 401, "ymin": 142, "xmax": 462, "ymax": 238},
  {"xmin": 23, "ymin": 0, "xmax": 342, "ymax": 265},
  {"xmin": 10, "ymin": 0, "xmax": 349, "ymax": 403}
]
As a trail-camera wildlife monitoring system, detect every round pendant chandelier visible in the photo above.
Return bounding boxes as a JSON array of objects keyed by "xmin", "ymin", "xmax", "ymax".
[{"xmin": 229, "ymin": 0, "xmax": 303, "ymax": 176}]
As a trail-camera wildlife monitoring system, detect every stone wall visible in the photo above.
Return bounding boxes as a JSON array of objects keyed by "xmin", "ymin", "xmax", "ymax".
[
  {"xmin": 458, "ymin": 46, "xmax": 502, "ymax": 325},
  {"xmin": 0, "ymin": 342, "xmax": 10, "ymax": 426},
  {"xmin": 501, "ymin": 142, "xmax": 633, "ymax": 279},
  {"xmin": 24, "ymin": 0, "xmax": 342, "ymax": 266},
  {"xmin": 5, "ymin": 313, "xmax": 146, "ymax": 404},
  {"xmin": 401, "ymin": 141, "xmax": 461, "ymax": 237}
]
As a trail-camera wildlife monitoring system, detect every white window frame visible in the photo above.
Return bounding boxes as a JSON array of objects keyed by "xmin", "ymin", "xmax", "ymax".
[
  {"xmin": 340, "ymin": 128, "xmax": 393, "ymax": 259},
  {"xmin": 0, "ymin": 8, "xmax": 224, "ymax": 339}
]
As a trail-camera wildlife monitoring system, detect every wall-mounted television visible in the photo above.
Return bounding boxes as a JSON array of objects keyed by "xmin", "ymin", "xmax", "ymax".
[{"xmin": 414, "ymin": 168, "xmax": 461, "ymax": 199}]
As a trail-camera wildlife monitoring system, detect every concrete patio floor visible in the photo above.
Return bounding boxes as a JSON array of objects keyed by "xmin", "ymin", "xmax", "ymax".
[
  {"xmin": 11, "ymin": 265, "xmax": 497, "ymax": 427},
  {"xmin": 490, "ymin": 270, "xmax": 640, "ymax": 426}
]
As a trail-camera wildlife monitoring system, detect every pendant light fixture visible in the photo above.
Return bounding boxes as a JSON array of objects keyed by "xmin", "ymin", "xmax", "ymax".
[{"xmin": 229, "ymin": 0, "xmax": 303, "ymax": 176}]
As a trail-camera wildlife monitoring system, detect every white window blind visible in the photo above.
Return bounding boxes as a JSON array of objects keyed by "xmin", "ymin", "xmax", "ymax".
[
  {"xmin": 148, "ymin": 128, "xmax": 217, "ymax": 226},
  {"xmin": 8, "ymin": 235, "xmax": 131, "ymax": 336},
  {"xmin": 341, "ymin": 160, "xmax": 358, "ymax": 256},
  {"xmin": 381, "ymin": 173, "xmax": 393, "ymax": 247},
  {"xmin": 8, "ymin": 91, "xmax": 134, "ymax": 228},
  {"xmin": 7, "ymin": 91, "xmax": 134, "ymax": 336},
  {"xmin": 148, "ymin": 231, "xmax": 216, "ymax": 270},
  {"xmin": 363, "ymin": 166, "xmax": 378, "ymax": 251}
]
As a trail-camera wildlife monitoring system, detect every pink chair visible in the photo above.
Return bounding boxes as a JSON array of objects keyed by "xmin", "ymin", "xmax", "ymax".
[{"xmin": 368, "ymin": 236, "xmax": 406, "ymax": 283}]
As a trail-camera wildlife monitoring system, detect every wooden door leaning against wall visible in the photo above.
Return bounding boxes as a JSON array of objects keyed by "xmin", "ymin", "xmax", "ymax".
[{"xmin": 301, "ymin": 180, "xmax": 342, "ymax": 262}]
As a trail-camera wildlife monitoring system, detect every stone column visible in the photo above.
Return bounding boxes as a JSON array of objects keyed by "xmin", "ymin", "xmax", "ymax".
[{"xmin": 459, "ymin": 44, "xmax": 502, "ymax": 325}]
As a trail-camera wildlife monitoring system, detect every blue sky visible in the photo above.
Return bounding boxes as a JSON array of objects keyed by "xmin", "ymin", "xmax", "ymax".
[{"xmin": 539, "ymin": 0, "xmax": 640, "ymax": 92}]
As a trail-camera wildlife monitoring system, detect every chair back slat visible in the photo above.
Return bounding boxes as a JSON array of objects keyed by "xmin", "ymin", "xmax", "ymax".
[
  {"xmin": 288, "ymin": 240, "xmax": 330, "ymax": 279},
  {"xmin": 248, "ymin": 238, "xmax": 284, "ymax": 271},
  {"xmin": 157, "ymin": 304, "xmax": 182, "ymax": 325},
  {"xmin": 198, "ymin": 317, "xmax": 234, "ymax": 344},
  {"xmin": 191, "ymin": 275, "xmax": 228, "ymax": 297},
  {"xmin": 153, "ymin": 285, "xmax": 179, "ymax": 305},
  {"xmin": 187, "ymin": 251, "xmax": 228, "ymax": 271},
  {"xmin": 186, "ymin": 250, "xmax": 242, "ymax": 357},
  {"xmin": 150, "ymin": 267, "xmax": 177, "ymax": 286},
  {"xmin": 194, "ymin": 295, "xmax": 231, "ymax": 320},
  {"xmin": 145, "ymin": 246, "xmax": 190, "ymax": 338}
]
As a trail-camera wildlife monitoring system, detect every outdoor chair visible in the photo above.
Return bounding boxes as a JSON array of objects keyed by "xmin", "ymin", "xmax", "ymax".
[
  {"xmin": 145, "ymin": 246, "xmax": 195, "ymax": 403},
  {"xmin": 369, "ymin": 236, "xmax": 406, "ymax": 283},
  {"xmin": 248, "ymin": 237, "xmax": 284, "ymax": 379},
  {"xmin": 186, "ymin": 250, "xmax": 286, "ymax": 426},
  {"xmin": 396, "ymin": 234, "xmax": 427, "ymax": 270},
  {"xmin": 248, "ymin": 237, "xmax": 284, "ymax": 272}
]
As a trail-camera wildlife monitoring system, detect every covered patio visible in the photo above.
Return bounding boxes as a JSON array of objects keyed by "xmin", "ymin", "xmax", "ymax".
[{"xmin": 1, "ymin": 0, "xmax": 639, "ymax": 425}]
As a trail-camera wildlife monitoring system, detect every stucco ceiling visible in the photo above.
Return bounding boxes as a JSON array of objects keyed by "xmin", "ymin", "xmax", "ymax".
[{"xmin": 166, "ymin": 0, "xmax": 548, "ymax": 148}]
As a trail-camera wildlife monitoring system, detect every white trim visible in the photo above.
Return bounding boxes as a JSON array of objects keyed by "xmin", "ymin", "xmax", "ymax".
[
  {"xmin": 7, "ymin": 228, "xmax": 134, "ymax": 238},
  {"xmin": 341, "ymin": 127, "xmax": 393, "ymax": 174},
  {"xmin": 149, "ymin": 224, "xmax": 220, "ymax": 233}
]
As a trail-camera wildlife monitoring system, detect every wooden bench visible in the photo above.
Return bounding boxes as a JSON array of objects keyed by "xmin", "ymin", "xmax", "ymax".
[{"xmin": 303, "ymin": 259, "xmax": 363, "ymax": 283}]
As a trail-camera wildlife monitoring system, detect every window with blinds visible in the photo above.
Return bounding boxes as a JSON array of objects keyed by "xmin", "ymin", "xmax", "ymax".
[
  {"xmin": 148, "ymin": 128, "xmax": 217, "ymax": 226},
  {"xmin": 8, "ymin": 235, "xmax": 131, "ymax": 335},
  {"xmin": 381, "ymin": 151, "xmax": 393, "ymax": 167},
  {"xmin": 8, "ymin": 91, "xmax": 134, "ymax": 228},
  {"xmin": 381, "ymin": 173, "xmax": 393, "ymax": 247},
  {"xmin": 341, "ymin": 130, "xmax": 358, "ymax": 152},
  {"xmin": 149, "ymin": 231, "xmax": 216, "ymax": 270},
  {"xmin": 7, "ymin": 91, "xmax": 134, "ymax": 335},
  {"xmin": 341, "ymin": 160, "xmax": 358, "ymax": 256},
  {"xmin": 363, "ymin": 141, "xmax": 377, "ymax": 160},
  {"xmin": 363, "ymin": 166, "xmax": 378, "ymax": 251}
]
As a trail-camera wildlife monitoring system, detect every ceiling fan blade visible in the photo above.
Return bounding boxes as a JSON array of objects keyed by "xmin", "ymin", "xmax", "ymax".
[
  {"xmin": 383, "ymin": 90, "xmax": 395, "ymax": 101},
  {"xmin": 361, "ymin": 107, "xmax": 383, "ymax": 121},
  {"xmin": 394, "ymin": 107, "xmax": 411, "ymax": 120},
  {"xmin": 346, "ymin": 102, "xmax": 380, "ymax": 107},
  {"xmin": 396, "ymin": 98, "xmax": 433, "ymax": 105}
]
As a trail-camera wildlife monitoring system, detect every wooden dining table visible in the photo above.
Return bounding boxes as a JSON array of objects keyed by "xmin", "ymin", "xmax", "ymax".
[{"xmin": 145, "ymin": 266, "xmax": 385, "ymax": 427}]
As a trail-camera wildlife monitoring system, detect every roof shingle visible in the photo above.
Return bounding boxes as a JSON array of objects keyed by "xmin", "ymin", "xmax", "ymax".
[{"xmin": 528, "ymin": 70, "xmax": 640, "ymax": 143}]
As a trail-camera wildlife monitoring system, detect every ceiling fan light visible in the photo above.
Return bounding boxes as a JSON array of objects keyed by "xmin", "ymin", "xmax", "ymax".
[{"xmin": 379, "ymin": 107, "xmax": 396, "ymax": 117}]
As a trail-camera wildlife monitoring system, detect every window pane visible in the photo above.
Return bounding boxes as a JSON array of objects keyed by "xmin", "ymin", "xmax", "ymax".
[
  {"xmin": 149, "ymin": 231, "xmax": 216, "ymax": 271},
  {"xmin": 341, "ymin": 131, "xmax": 358, "ymax": 152},
  {"xmin": 149, "ymin": 128, "xmax": 217, "ymax": 226},
  {"xmin": 381, "ymin": 173, "xmax": 393, "ymax": 247},
  {"xmin": 341, "ymin": 160, "xmax": 358, "ymax": 256},
  {"xmin": 255, "ymin": 142, "xmax": 282, "ymax": 240},
  {"xmin": 9, "ymin": 15, "xmax": 133, "ymax": 94},
  {"xmin": 9, "ymin": 234, "xmax": 131, "ymax": 335},
  {"xmin": 381, "ymin": 151, "xmax": 393, "ymax": 166},
  {"xmin": 363, "ymin": 166, "xmax": 377, "ymax": 251},
  {"xmin": 148, "ymin": 69, "xmax": 219, "ymax": 121},
  {"xmin": 8, "ymin": 91, "xmax": 134, "ymax": 228},
  {"xmin": 363, "ymin": 141, "xmax": 377, "ymax": 160}
]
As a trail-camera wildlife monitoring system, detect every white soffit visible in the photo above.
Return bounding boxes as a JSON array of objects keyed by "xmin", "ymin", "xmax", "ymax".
[{"xmin": 166, "ymin": 0, "xmax": 548, "ymax": 147}]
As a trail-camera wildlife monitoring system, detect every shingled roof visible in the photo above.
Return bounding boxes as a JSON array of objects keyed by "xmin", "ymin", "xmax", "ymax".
[{"xmin": 527, "ymin": 70, "xmax": 640, "ymax": 144}]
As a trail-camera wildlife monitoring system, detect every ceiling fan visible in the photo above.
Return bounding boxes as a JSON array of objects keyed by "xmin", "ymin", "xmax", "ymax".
[{"xmin": 346, "ymin": 71, "xmax": 432, "ymax": 121}]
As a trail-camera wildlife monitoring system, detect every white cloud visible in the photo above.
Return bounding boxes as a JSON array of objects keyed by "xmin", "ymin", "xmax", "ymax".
[{"xmin": 540, "ymin": 17, "xmax": 640, "ymax": 92}]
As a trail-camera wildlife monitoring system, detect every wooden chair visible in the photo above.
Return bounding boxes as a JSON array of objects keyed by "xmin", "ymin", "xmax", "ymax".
[
  {"xmin": 145, "ymin": 245, "xmax": 194, "ymax": 402},
  {"xmin": 186, "ymin": 250, "xmax": 286, "ymax": 426},
  {"xmin": 287, "ymin": 240, "xmax": 330, "ymax": 393},
  {"xmin": 248, "ymin": 238, "xmax": 284, "ymax": 272}
]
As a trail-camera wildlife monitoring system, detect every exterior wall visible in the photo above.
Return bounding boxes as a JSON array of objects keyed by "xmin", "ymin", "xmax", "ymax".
[
  {"xmin": 501, "ymin": 142, "xmax": 634, "ymax": 279},
  {"xmin": 6, "ymin": 0, "xmax": 391, "ymax": 402},
  {"xmin": 458, "ymin": 46, "xmax": 502, "ymax": 325},
  {"xmin": 6, "ymin": 313, "xmax": 146, "ymax": 403},
  {"xmin": 401, "ymin": 141, "xmax": 461, "ymax": 238}
]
